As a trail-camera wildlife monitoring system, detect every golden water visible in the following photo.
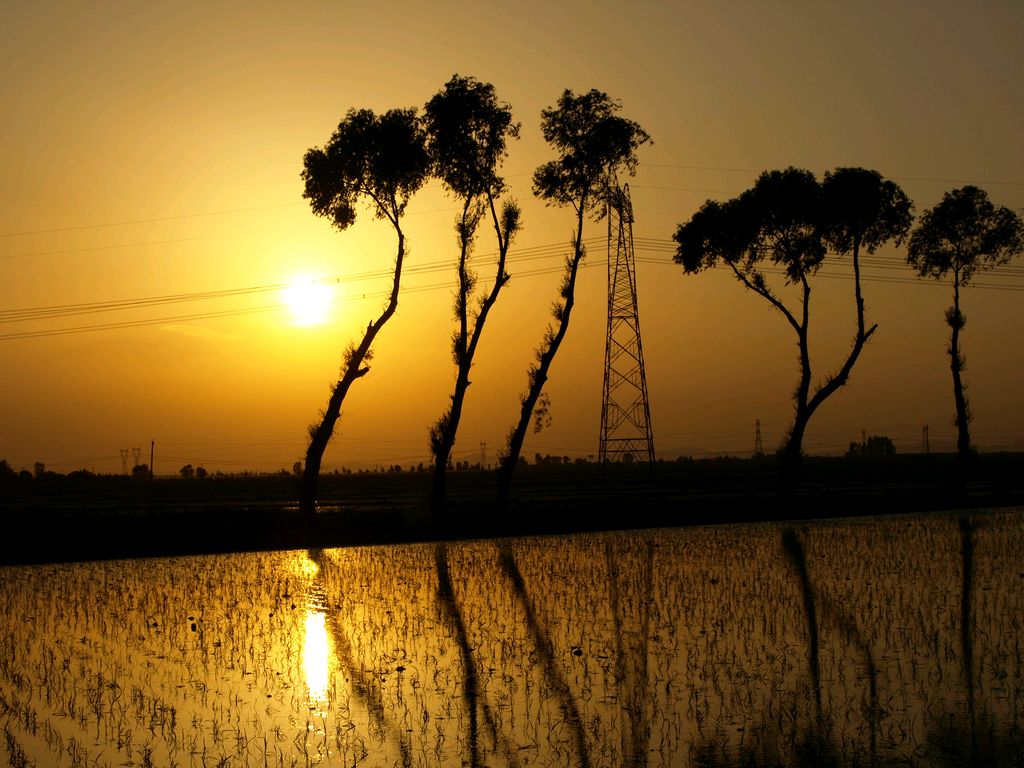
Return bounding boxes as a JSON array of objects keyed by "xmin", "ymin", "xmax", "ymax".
[{"xmin": 1, "ymin": 509, "xmax": 1021, "ymax": 766}]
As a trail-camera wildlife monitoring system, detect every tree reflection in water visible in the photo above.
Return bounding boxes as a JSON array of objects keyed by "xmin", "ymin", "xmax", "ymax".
[{"xmin": 1, "ymin": 512, "xmax": 1022, "ymax": 767}]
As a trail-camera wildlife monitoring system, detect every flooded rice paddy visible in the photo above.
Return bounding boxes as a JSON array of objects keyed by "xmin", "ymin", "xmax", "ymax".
[{"xmin": 1, "ymin": 509, "xmax": 1022, "ymax": 767}]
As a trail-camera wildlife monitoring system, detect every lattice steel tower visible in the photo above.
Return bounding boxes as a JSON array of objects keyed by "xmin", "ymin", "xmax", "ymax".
[{"xmin": 599, "ymin": 183, "xmax": 655, "ymax": 465}]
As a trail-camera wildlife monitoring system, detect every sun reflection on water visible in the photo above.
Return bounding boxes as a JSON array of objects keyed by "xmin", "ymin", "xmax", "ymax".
[
  {"xmin": 298, "ymin": 551, "xmax": 333, "ymax": 709},
  {"xmin": 303, "ymin": 608, "xmax": 331, "ymax": 705}
]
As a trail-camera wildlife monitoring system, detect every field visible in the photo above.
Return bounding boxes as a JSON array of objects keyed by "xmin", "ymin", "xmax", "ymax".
[{"xmin": 2, "ymin": 509, "xmax": 1022, "ymax": 766}]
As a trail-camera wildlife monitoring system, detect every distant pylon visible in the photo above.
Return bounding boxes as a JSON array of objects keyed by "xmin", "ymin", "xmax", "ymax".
[
  {"xmin": 754, "ymin": 419, "xmax": 764, "ymax": 457},
  {"xmin": 119, "ymin": 448, "xmax": 130, "ymax": 475},
  {"xmin": 922, "ymin": 424, "xmax": 930, "ymax": 455},
  {"xmin": 599, "ymin": 183, "xmax": 655, "ymax": 466}
]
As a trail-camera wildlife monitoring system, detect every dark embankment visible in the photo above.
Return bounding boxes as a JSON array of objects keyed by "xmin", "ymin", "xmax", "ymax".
[{"xmin": 2, "ymin": 452, "xmax": 1023, "ymax": 565}]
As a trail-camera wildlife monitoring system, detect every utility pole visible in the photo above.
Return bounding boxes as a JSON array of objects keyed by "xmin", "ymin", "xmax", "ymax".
[
  {"xmin": 149, "ymin": 440, "xmax": 155, "ymax": 481},
  {"xmin": 754, "ymin": 419, "xmax": 764, "ymax": 457},
  {"xmin": 922, "ymin": 424, "xmax": 930, "ymax": 455},
  {"xmin": 479, "ymin": 441, "xmax": 487, "ymax": 470},
  {"xmin": 598, "ymin": 183, "xmax": 655, "ymax": 467}
]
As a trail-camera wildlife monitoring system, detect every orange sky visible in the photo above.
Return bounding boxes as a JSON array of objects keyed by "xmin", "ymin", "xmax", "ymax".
[{"xmin": 2, "ymin": 1, "xmax": 1023, "ymax": 474}]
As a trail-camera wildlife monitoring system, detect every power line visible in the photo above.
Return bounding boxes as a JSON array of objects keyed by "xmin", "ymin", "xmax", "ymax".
[
  {"xmin": 4, "ymin": 234, "xmax": 1023, "ymax": 341},
  {"xmin": 0, "ymin": 203, "xmax": 302, "ymax": 239},
  {"xmin": 0, "ymin": 283, "xmax": 289, "ymax": 323},
  {"xmin": 0, "ymin": 306, "xmax": 274, "ymax": 341},
  {"xmin": 1, "ymin": 225, "xmax": 313, "ymax": 261},
  {"xmin": 1, "ymin": 238, "xmax": 603, "ymax": 325}
]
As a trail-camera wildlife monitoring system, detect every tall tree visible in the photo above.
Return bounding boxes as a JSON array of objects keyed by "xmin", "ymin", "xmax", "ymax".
[
  {"xmin": 906, "ymin": 186, "xmax": 1024, "ymax": 462},
  {"xmin": 674, "ymin": 167, "xmax": 912, "ymax": 493},
  {"xmin": 496, "ymin": 89, "xmax": 650, "ymax": 508},
  {"xmin": 423, "ymin": 75, "xmax": 521, "ymax": 522},
  {"xmin": 298, "ymin": 107, "xmax": 430, "ymax": 517}
]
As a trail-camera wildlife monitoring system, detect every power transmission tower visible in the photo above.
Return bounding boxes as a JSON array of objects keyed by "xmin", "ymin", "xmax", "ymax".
[
  {"xmin": 922, "ymin": 424, "xmax": 930, "ymax": 455},
  {"xmin": 599, "ymin": 183, "xmax": 655, "ymax": 467},
  {"xmin": 119, "ymin": 448, "xmax": 129, "ymax": 475},
  {"xmin": 754, "ymin": 419, "xmax": 764, "ymax": 457}
]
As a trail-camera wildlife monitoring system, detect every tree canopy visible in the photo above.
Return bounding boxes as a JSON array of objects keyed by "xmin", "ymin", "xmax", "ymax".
[
  {"xmin": 532, "ymin": 89, "xmax": 651, "ymax": 215},
  {"xmin": 423, "ymin": 74, "xmax": 519, "ymax": 201},
  {"xmin": 301, "ymin": 107, "xmax": 430, "ymax": 230},
  {"xmin": 674, "ymin": 167, "xmax": 825, "ymax": 291},
  {"xmin": 822, "ymin": 167, "xmax": 913, "ymax": 256},
  {"xmin": 907, "ymin": 185, "xmax": 1024, "ymax": 283}
]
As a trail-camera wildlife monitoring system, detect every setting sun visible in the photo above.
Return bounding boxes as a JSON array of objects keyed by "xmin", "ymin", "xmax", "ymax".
[{"xmin": 283, "ymin": 276, "xmax": 332, "ymax": 327}]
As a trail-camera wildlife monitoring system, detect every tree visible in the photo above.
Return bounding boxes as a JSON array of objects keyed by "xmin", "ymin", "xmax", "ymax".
[
  {"xmin": 180, "ymin": 463, "xmax": 195, "ymax": 479},
  {"xmin": 906, "ymin": 186, "xmax": 1024, "ymax": 462},
  {"xmin": 846, "ymin": 435, "xmax": 896, "ymax": 458},
  {"xmin": 423, "ymin": 75, "xmax": 522, "ymax": 521},
  {"xmin": 299, "ymin": 107, "xmax": 430, "ymax": 517},
  {"xmin": 496, "ymin": 89, "xmax": 650, "ymax": 507},
  {"xmin": 674, "ymin": 167, "xmax": 912, "ymax": 494}
]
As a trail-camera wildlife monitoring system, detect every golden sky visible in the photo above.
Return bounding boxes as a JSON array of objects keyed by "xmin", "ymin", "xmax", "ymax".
[{"xmin": 2, "ymin": 1, "xmax": 1023, "ymax": 473}]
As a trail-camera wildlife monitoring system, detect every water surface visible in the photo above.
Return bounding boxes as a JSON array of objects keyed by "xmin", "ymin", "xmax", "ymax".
[{"xmin": 1, "ymin": 509, "xmax": 1022, "ymax": 766}]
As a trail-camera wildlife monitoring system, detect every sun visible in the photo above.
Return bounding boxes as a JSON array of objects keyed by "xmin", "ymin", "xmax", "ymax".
[{"xmin": 282, "ymin": 276, "xmax": 333, "ymax": 327}]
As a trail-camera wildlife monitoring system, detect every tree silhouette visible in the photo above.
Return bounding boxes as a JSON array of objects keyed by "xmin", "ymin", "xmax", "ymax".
[
  {"xmin": 299, "ymin": 107, "xmax": 430, "ymax": 517},
  {"xmin": 674, "ymin": 167, "xmax": 912, "ymax": 494},
  {"xmin": 423, "ymin": 75, "xmax": 521, "ymax": 523},
  {"xmin": 496, "ymin": 89, "xmax": 650, "ymax": 507},
  {"xmin": 906, "ymin": 186, "xmax": 1024, "ymax": 463}
]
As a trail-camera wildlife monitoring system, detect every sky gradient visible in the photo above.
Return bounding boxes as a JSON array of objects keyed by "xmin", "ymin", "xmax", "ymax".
[{"xmin": 2, "ymin": 1, "xmax": 1023, "ymax": 474}]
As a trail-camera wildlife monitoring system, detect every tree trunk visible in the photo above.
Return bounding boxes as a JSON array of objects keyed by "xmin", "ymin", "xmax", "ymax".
[
  {"xmin": 496, "ymin": 209, "xmax": 586, "ymax": 509},
  {"xmin": 431, "ymin": 204, "xmax": 473, "ymax": 526},
  {"xmin": 430, "ymin": 371, "xmax": 469, "ymax": 524},
  {"xmin": 780, "ymin": 404, "xmax": 811, "ymax": 498},
  {"xmin": 949, "ymin": 274, "xmax": 971, "ymax": 462},
  {"xmin": 779, "ymin": 293, "xmax": 813, "ymax": 498},
  {"xmin": 431, "ymin": 196, "xmax": 512, "ymax": 524},
  {"xmin": 300, "ymin": 228, "xmax": 405, "ymax": 520},
  {"xmin": 779, "ymin": 237, "xmax": 876, "ymax": 498}
]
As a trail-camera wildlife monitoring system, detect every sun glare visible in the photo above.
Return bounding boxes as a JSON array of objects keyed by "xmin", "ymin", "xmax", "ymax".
[
  {"xmin": 303, "ymin": 609, "xmax": 331, "ymax": 705},
  {"xmin": 283, "ymin": 276, "xmax": 332, "ymax": 327}
]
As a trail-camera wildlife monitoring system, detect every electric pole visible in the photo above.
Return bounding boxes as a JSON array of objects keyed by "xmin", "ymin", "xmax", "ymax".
[{"xmin": 598, "ymin": 183, "xmax": 655, "ymax": 467}]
